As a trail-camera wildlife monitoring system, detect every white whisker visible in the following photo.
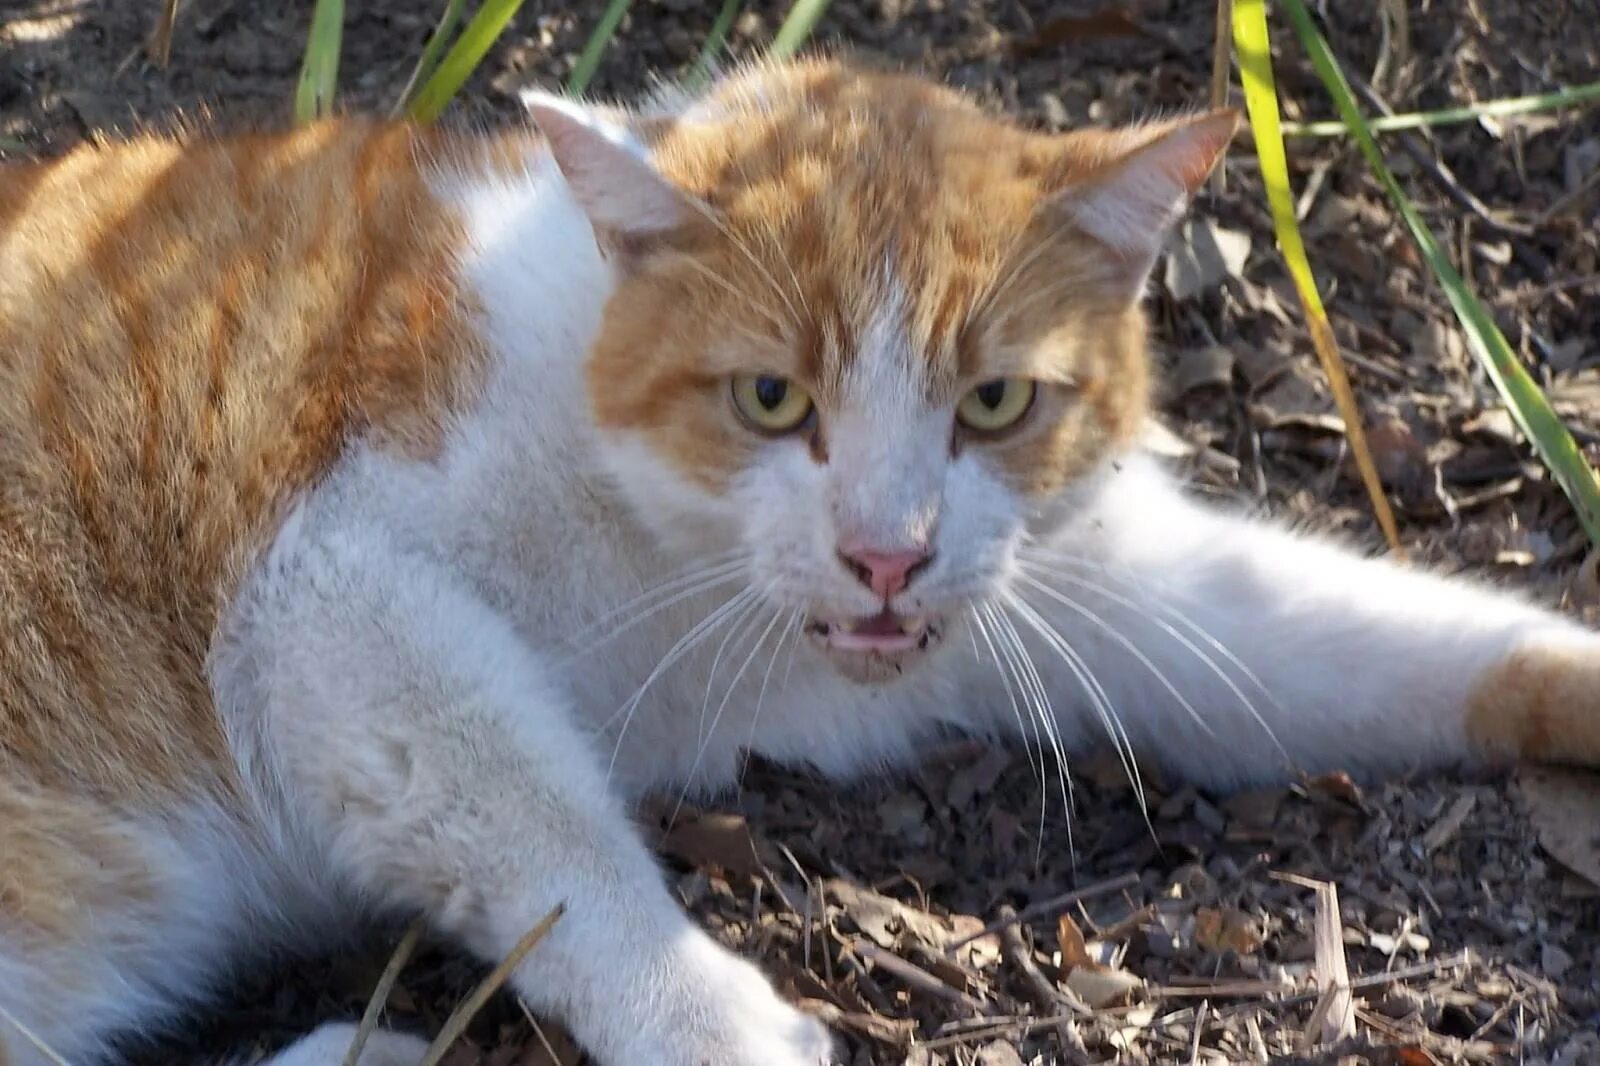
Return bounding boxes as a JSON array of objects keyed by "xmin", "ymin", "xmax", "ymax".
[
  {"xmin": 669, "ymin": 606, "xmax": 787, "ymax": 828},
  {"xmin": 1013, "ymin": 572, "xmax": 1215, "ymax": 741},
  {"xmin": 602, "ymin": 585, "xmax": 759, "ymax": 783},
  {"xmin": 1001, "ymin": 593, "xmax": 1150, "ymax": 827},
  {"xmin": 1017, "ymin": 552, "xmax": 1288, "ymax": 761}
]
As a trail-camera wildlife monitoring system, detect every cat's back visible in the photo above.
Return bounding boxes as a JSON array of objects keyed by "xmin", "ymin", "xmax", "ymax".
[{"xmin": 0, "ymin": 119, "xmax": 499, "ymax": 804}]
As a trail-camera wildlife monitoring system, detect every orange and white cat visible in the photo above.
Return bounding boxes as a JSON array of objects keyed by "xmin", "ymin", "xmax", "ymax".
[{"xmin": 1, "ymin": 57, "xmax": 1596, "ymax": 1066}]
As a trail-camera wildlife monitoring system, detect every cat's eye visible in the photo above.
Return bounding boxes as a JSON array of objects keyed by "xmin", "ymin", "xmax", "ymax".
[
  {"xmin": 956, "ymin": 378, "xmax": 1036, "ymax": 435},
  {"xmin": 731, "ymin": 374, "xmax": 814, "ymax": 434}
]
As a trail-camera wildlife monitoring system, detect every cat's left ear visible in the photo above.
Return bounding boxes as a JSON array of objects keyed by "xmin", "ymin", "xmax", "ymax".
[
  {"xmin": 1052, "ymin": 109, "xmax": 1239, "ymax": 281},
  {"xmin": 522, "ymin": 91, "xmax": 706, "ymax": 247}
]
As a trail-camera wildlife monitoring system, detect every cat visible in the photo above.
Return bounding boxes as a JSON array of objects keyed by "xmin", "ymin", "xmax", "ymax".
[{"xmin": 0, "ymin": 54, "xmax": 1596, "ymax": 1066}]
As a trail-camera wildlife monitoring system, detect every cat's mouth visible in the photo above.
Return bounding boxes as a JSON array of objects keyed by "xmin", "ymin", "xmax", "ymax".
[{"xmin": 806, "ymin": 610, "xmax": 941, "ymax": 656}]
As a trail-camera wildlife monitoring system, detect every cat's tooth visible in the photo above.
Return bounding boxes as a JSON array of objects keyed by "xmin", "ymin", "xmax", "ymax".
[{"xmin": 899, "ymin": 615, "xmax": 926, "ymax": 634}]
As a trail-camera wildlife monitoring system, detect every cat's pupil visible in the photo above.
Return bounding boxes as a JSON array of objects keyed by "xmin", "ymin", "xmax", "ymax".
[
  {"xmin": 976, "ymin": 381, "xmax": 1007, "ymax": 410},
  {"xmin": 755, "ymin": 376, "xmax": 788, "ymax": 410}
]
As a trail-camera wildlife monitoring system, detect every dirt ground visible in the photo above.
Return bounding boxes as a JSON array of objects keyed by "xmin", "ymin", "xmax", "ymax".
[{"xmin": 4, "ymin": 2, "xmax": 1599, "ymax": 1064}]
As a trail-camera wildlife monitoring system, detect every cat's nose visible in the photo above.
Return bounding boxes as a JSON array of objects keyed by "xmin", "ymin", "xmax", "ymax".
[{"xmin": 836, "ymin": 544, "xmax": 933, "ymax": 599}]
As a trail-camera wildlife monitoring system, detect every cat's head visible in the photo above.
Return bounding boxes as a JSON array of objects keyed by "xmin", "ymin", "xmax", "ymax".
[{"xmin": 529, "ymin": 59, "xmax": 1233, "ymax": 683}]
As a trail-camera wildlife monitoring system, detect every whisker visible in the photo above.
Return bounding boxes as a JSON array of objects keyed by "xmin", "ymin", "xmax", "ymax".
[
  {"xmin": 697, "ymin": 592, "xmax": 768, "ymax": 745},
  {"xmin": 668, "ymin": 606, "xmax": 787, "ymax": 828},
  {"xmin": 1013, "ymin": 572, "xmax": 1215, "ymax": 741},
  {"xmin": 602, "ymin": 585, "xmax": 758, "ymax": 783},
  {"xmin": 1017, "ymin": 553, "xmax": 1288, "ymax": 761},
  {"xmin": 981, "ymin": 602, "xmax": 1073, "ymax": 861},
  {"xmin": 988, "ymin": 605, "xmax": 1076, "ymax": 800},
  {"xmin": 563, "ymin": 554, "xmax": 750, "ymax": 655},
  {"xmin": 967, "ymin": 605, "xmax": 1043, "ymax": 791},
  {"xmin": 1000, "ymin": 593, "xmax": 1150, "ymax": 828},
  {"xmin": 735, "ymin": 609, "xmax": 803, "ymax": 806}
]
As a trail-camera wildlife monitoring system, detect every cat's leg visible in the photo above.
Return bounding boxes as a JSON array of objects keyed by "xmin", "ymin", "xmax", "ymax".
[
  {"xmin": 215, "ymin": 519, "xmax": 834, "ymax": 1066},
  {"xmin": 0, "ymin": 779, "xmax": 257, "ymax": 1066},
  {"xmin": 1000, "ymin": 453, "xmax": 1600, "ymax": 790}
]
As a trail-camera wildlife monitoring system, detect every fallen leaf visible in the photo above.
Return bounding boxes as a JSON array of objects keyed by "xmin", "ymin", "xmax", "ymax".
[
  {"xmin": 1517, "ymin": 766, "xmax": 1600, "ymax": 889},
  {"xmin": 1057, "ymin": 913, "xmax": 1093, "ymax": 972},
  {"xmin": 1064, "ymin": 964, "xmax": 1144, "ymax": 1009},
  {"xmin": 825, "ymin": 879, "xmax": 951, "ymax": 950},
  {"xmin": 1015, "ymin": 8, "xmax": 1157, "ymax": 55},
  {"xmin": 1163, "ymin": 218, "xmax": 1252, "ymax": 300},
  {"xmin": 1194, "ymin": 906, "xmax": 1265, "ymax": 956},
  {"xmin": 655, "ymin": 811, "xmax": 766, "ymax": 879}
]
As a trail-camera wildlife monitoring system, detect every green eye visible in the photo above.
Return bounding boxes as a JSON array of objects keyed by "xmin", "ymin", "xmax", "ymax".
[
  {"xmin": 732, "ymin": 374, "xmax": 813, "ymax": 433},
  {"xmin": 957, "ymin": 378, "xmax": 1035, "ymax": 434}
]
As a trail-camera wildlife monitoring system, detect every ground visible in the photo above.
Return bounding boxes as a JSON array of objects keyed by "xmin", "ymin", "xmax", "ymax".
[{"xmin": 3, "ymin": 1, "xmax": 1599, "ymax": 1064}]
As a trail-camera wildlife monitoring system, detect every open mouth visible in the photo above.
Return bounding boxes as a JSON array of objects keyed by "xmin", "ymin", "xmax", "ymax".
[{"xmin": 807, "ymin": 610, "xmax": 937, "ymax": 654}]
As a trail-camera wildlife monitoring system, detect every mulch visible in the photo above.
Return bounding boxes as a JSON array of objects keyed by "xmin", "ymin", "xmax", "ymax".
[{"xmin": 5, "ymin": 1, "xmax": 1599, "ymax": 1063}]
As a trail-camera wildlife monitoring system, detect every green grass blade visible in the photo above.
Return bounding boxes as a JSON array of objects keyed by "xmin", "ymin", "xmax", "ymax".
[
  {"xmin": 770, "ymin": 0, "xmax": 833, "ymax": 59},
  {"xmin": 1280, "ymin": 0, "xmax": 1600, "ymax": 543},
  {"xmin": 1232, "ymin": 0, "xmax": 1405, "ymax": 554},
  {"xmin": 566, "ymin": 0, "xmax": 633, "ymax": 97},
  {"xmin": 408, "ymin": 0, "xmax": 526, "ymax": 122},
  {"xmin": 1283, "ymin": 79, "xmax": 1600, "ymax": 136},
  {"xmin": 685, "ymin": 0, "xmax": 743, "ymax": 91},
  {"xmin": 294, "ymin": 0, "xmax": 344, "ymax": 123},
  {"xmin": 393, "ymin": 0, "xmax": 470, "ymax": 118}
]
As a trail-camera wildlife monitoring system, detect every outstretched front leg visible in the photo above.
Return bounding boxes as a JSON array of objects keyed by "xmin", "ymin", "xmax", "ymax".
[
  {"xmin": 212, "ymin": 514, "xmax": 834, "ymax": 1066},
  {"xmin": 995, "ymin": 454, "xmax": 1600, "ymax": 790}
]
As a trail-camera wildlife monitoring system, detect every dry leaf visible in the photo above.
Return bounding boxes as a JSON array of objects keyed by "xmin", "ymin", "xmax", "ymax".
[
  {"xmin": 1163, "ymin": 218, "xmax": 1252, "ymax": 300},
  {"xmin": 1194, "ymin": 906, "xmax": 1264, "ymax": 956},
  {"xmin": 825, "ymin": 879, "xmax": 951, "ymax": 950},
  {"xmin": 1064, "ymin": 965, "xmax": 1144, "ymax": 1009},
  {"xmin": 1015, "ymin": 8, "xmax": 1156, "ymax": 54},
  {"xmin": 655, "ymin": 811, "xmax": 766, "ymax": 879},
  {"xmin": 1517, "ymin": 766, "xmax": 1600, "ymax": 888},
  {"xmin": 1056, "ymin": 913, "xmax": 1092, "ymax": 972}
]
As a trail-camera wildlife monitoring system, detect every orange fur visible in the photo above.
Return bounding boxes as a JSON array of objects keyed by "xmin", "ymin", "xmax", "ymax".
[
  {"xmin": 1466, "ymin": 644, "xmax": 1600, "ymax": 766},
  {"xmin": 0, "ymin": 120, "xmax": 491, "ymax": 823},
  {"xmin": 587, "ymin": 61, "xmax": 1169, "ymax": 494}
]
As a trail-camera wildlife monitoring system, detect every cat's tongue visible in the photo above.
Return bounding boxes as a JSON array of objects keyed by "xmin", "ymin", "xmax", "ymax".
[{"xmin": 825, "ymin": 609, "xmax": 926, "ymax": 653}]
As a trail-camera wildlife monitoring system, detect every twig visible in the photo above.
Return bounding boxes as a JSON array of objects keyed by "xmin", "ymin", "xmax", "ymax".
[
  {"xmin": 345, "ymin": 919, "xmax": 427, "ymax": 1066},
  {"xmin": 148, "ymin": 0, "xmax": 181, "ymax": 67},
  {"xmin": 1348, "ymin": 76, "xmax": 1532, "ymax": 237},
  {"xmin": 997, "ymin": 905, "xmax": 1092, "ymax": 1062},
  {"xmin": 915, "ymin": 1011, "xmax": 1082, "ymax": 1051},
  {"xmin": 947, "ymin": 871, "xmax": 1141, "ymax": 951},
  {"xmin": 1208, "ymin": 0, "xmax": 1234, "ymax": 195},
  {"xmin": 418, "ymin": 903, "xmax": 565, "ymax": 1066},
  {"xmin": 1537, "ymin": 165, "xmax": 1600, "ymax": 224},
  {"xmin": 855, "ymin": 941, "xmax": 988, "ymax": 1014},
  {"xmin": 1421, "ymin": 793, "xmax": 1478, "ymax": 853}
]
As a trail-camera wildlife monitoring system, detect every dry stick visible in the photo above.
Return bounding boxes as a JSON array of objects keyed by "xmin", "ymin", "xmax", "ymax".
[
  {"xmin": 1349, "ymin": 76, "xmax": 1532, "ymax": 237},
  {"xmin": 916, "ymin": 1011, "xmax": 1081, "ymax": 1052},
  {"xmin": 148, "ymin": 0, "xmax": 181, "ymax": 67},
  {"xmin": 948, "ymin": 871, "xmax": 1141, "ymax": 952},
  {"xmin": 345, "ymin": 919, "xmax": 428, "ymax": 1066},
  {"xmin": 854, "ymin": 941, "xmax": 988, "ymax": 1014},
  {"xmin": 996, "ymin": 905, "xmax": 1092, "ymax": 1064},
  {"xmin": 1208, "ymin": 0, "xmax": 1234, "ymax": 196},
  {"xmin": 417, "ymin": 903, "xmax": 566, "ymax": 1066}
]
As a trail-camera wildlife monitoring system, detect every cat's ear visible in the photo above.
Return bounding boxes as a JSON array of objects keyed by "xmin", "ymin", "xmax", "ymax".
[
  {"xmin": 1052, "ymin": 109, "xmax": 1239, "ymax": 280},
  {"xmin": 522, "ymin": 91, "xmax": 705, "ymax": 244}
]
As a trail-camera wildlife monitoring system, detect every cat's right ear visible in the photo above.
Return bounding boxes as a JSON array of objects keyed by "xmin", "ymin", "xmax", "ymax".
[{"xmin": 522, "ymin": 92, "xmax": 707, "ymax": 248}]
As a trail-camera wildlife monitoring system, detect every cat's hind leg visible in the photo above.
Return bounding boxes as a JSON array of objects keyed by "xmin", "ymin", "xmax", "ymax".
[{"xmin": 0, "ymin": 779, "xmax": 243, "ymax": 1066}]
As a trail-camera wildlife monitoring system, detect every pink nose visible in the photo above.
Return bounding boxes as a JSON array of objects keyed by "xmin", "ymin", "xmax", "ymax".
[{"xmin": 837, "ymin": 545, "xmax": 933, "ymax": 599}]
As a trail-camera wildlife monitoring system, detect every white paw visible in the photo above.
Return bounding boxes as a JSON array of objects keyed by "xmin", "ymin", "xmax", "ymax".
[{"xmin": 612, "ymin": 933, "xmax": 838, "ymax": 1066}]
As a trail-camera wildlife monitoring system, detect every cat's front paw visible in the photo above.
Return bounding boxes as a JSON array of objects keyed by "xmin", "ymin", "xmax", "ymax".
[{"xmin": 622, "ymin": 932, "xmax": 838, "ymax": 1066}]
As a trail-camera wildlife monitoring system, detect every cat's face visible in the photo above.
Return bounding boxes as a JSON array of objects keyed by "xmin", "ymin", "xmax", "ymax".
[{"xmin": 534, "ymin": 60, "xmax": 1233, "ymax": 683}]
